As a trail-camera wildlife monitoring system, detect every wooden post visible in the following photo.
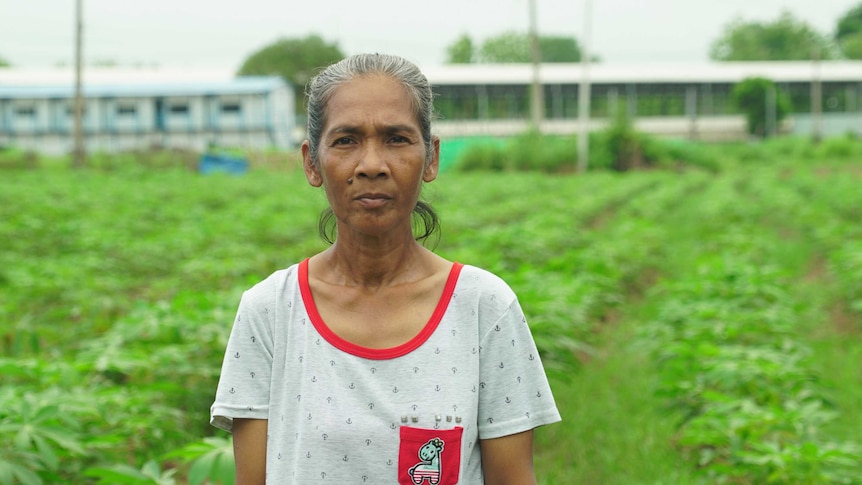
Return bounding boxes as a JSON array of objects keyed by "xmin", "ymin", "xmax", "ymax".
[
  {"xmin": 528, "ymin": 0, "xmax": 544, "ymax": 132},
  {"xmin": 577, "ymin": 0, "xmax": 592, "ymax": 173},
  {"xmin": 811, "ymin": 46, "xmax": 822, "ymax": 143},
  {"xmin": 686, "ymin": 85, "xmax": 698, "ymax": 140},
  {"xmin": 72, "ymin": 0, "xmax": 85, "ymax": 168},
  {"xmin": 766, "ymin": 84, "xmax": 776, "ymax": 138}
]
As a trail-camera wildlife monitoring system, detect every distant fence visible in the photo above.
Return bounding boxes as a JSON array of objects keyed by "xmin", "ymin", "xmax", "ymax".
[
  {"xmin": 435, "ymin": 115, "xmax": 759, "ymax": 142},
  {"xmin": 791, "ymin": 113, "xmax": 862, "ymax": 137},
  {"xmin": 435, "ymin": 112, "xmax": 862, "ymax": 142}
]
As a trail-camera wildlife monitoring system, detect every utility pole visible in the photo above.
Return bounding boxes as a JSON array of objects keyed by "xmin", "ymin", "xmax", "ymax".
[
  {"xmin": 72, "ymin": 0, "xmax": 85, "ymax": 168},
  {"xmin": 576, "ymin": 0, "xmax": 592, "ymax": 172},
  {"xmin": 811, "ymin": 46, "xmax": 822, "ymax": 143},
  {"xmin": 765, "ymin": 84, "xmax": 776, "ymax": 138},
  {"xmin": 528, "ymin": 0, "xmax": 543, "ymax": 132}
]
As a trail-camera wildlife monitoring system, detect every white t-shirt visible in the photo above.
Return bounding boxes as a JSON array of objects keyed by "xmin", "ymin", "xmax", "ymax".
[{"xmin": 211, "ymin": 259, "xmax": 561, "ymax": 484}]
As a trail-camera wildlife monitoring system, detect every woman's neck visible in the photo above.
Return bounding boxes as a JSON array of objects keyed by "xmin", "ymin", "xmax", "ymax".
[{"xmin": 312, "ymin": 232, "xmax": 436, "ymax": 290}]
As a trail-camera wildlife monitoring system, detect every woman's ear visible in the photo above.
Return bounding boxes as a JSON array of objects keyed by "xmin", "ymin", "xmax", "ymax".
[
  {"xmin": 423, "ymin": 136, "xmax": 441, "ymax": 183},
  {"xmin": 302, "ymin": 141, "xmax": 323, "ymax": 187}
]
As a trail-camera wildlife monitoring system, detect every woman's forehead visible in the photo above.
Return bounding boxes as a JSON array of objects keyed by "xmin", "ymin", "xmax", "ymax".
[
  {"xmin": 330, "ymin": 74, "xmax": 409, "ymax": 106},
  {"xmin": 323, "ymin": 75, "xmax": 419, "ymax": 130}
]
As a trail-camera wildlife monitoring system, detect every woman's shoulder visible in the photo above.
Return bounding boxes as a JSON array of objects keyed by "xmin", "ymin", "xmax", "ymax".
[
  {"xmin": 452, "ymin": 264, "xmax": 526, "ymax": 335},
  {"xmin": 241, "ymin": 262, "xmax": 302, "ymax": 303},
  {"xmin": 456, "ymin": 264, "xmax": 518, "ymax": 304}
]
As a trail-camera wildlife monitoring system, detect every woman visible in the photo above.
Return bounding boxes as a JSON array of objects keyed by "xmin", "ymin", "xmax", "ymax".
[{"xmin": 211, "ymin": 53, "xmax": 560, "ymax": 484}]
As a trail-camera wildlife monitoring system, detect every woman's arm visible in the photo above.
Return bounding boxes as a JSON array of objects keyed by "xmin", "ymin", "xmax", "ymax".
[
  {"xmin": 232, "ymin": 418, "xmax": 268, "ymax": 485},
  {"xmin": 479, "ymin": 429, "xmax": 538, "ymax": 485}
]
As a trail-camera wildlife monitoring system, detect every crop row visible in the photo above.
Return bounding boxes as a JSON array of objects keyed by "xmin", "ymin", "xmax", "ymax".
[
  {"xmin": 779, "ymin": 168, "xmax": 862, "ymax": 318},
  {"xmin": 437, "ymin": 170, "xmax": 710, "ymax": 376},
  {"xmin": 640, "ymin": 171, "xmax": 862, "ymax": 483}
]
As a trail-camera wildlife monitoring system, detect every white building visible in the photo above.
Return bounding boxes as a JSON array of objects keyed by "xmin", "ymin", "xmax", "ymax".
[
  {"xmin": 423, "ymin": 61, "xmax": 862, "ymax": 140},
  {"xmin": 0, "ymin": 68, "xmax": 294, "ymax": 155},
  {"xmin": 3, "ymin": 62, "xmax": 860, "ymax": 152}
]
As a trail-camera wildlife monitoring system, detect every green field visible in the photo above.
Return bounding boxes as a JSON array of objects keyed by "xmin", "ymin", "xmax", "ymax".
[{"xmin": 1, "ymin": 143, "xmax": 861, "ymax": 484}]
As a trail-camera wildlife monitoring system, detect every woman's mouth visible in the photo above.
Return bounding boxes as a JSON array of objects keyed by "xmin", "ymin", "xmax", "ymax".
[{"xmin": 355, "ymin": 193, "xmax": 391, "ymax": 208}]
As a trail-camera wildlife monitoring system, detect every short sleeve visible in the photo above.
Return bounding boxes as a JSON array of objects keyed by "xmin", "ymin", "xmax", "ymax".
[
  {"xmin": 210, "ymin": 287, "xmax": 275, "ymax": 432},
  {"xmin": 477, "ymin": 297, "xmax": 561, "ymax": 439}
]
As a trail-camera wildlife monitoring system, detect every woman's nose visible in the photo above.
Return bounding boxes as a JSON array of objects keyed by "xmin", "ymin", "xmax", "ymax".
[{"xmin": 355, "ymin": 143, "xmax": 390, "ymax": 179}]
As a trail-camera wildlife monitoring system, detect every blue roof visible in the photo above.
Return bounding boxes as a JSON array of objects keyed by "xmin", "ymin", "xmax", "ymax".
[{"xmin": 0, "ymin": 76, "xmax": 287, "ymax": 99}]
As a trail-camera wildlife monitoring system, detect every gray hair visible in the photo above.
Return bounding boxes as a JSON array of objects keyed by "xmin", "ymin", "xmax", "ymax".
[{"xmin": 305, "ymin": 53, "xmax": 436, "ymax": 165}]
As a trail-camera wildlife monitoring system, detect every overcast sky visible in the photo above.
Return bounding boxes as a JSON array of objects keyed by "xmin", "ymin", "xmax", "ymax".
[{"xmin": 1, "ymin": 0, "xmax": 858, "ymax": 71}]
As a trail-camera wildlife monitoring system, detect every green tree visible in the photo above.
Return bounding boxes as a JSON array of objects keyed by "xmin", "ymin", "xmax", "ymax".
[
  {"xmin": 0, "ymin": 56, "xmax": 10, "ymax": 68},
  {"xmin": 732, "ymin": 77, "xmax": 791, "ymax": 137},
  {"xmin": 839, "ymin": 33, "xmax": 862, "ymax": 58},
  {"xmin": 449, "ymin": 31, "xmax": 583, "ymax": 63},
  {"xmin": 836, "ymin": 3, "xmax": 862, "ymax": 59},
  {"xmin": 237, "ymin": 34, "xmax": 344, "ymax": 114},
  {"xmin": 710, "ymin": 11, "xmax": 838, "ymax": 61},
  {"xmin": 538, "ymin": 35, "xmax": 583, "ymax": 62},
  {"xmin": 446, "ymin": 34, "xmax": 475, "ymax": 63},
  {"xmin": 478, "ymin": 31, "xmax": 532, "ymax": 63}
]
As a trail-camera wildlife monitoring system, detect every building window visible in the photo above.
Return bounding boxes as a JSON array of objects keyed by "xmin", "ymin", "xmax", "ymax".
[
  {"xmin": 15, "ymin": 106, "xmax": 36, "ymax": 116},
  {"xmin": 169, "ymin": 104, "xmax": 189, "ymax": 114},
  {"xmin": 65, "ymin": 106, "xmax": 87, "ymax": 116},
  {"xmin": 221, "ymin": 102, "xmax": 242, "ymax": 114},
  {"xmin": 117, "ymin": 105, "xmax": 137, "ymax": 115}
]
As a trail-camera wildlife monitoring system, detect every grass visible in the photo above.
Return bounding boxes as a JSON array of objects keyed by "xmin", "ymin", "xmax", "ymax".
[
  {"xmin": 801, "ymin": 271, "xmax": 862, "ymax": 448},
  {"xmin": 536, "ymin": 330, "xmax": 700, "ymax": 485},
  {"xmin": 812, "ymin": 332, "xmax": 862, "ymax": 440}
]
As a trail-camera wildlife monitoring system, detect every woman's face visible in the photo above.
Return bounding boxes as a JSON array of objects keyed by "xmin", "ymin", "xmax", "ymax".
[{"xmin": 302, "ymin": 74, "xmax": 439, "ymax": 240}]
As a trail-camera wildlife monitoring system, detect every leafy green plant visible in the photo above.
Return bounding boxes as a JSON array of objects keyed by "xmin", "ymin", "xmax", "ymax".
[
  {"xmin": 584, "ymin": 111, "xmax": 688, "ymax": 172},
  {"xmin": 815, "ymin": 133, "xmax": 862, "ymax": 160},
  {"xmin": 505, "ymin": 131, "xmax": 578, "ymax": 172},
  {"xmin": 453, "ymin": 140, "xmax": 508, "ymax": 171},
  {"xmin": 0, "ymin": 452, "xmax": 43, "ymax": 485},
  {"xmin": 0, "ymin": 390, "xmax": 87, "ymax": 483},
  {"xmin": 602, "ymin": 109, "xmax": 649, "ymax": 171},
  {"xmin": 84, "ymin": 461, "xmax": 177, "ymax": 485},
  {"xmin": 660, "ymin": 140, "xmax": 721, "ymax": 172},
  {"xmin": 732, "ymin": 77, "xmax": 792, "ymax": 137},
  {"xmin": 0, "ymin": 147, "xmax": 41, "ymax": 170},
  {"xmin": 163, "ymin": 437, "xmax": 235, "ymax": 485}
]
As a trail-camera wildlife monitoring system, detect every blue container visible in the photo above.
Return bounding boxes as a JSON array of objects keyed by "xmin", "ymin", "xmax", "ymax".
[{"xmin": 199, "ymin": 153, "xmax": 249, "ymax": 175}]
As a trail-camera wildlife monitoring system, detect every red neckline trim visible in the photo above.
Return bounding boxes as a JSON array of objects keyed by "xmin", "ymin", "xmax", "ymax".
[{"xmin": 298, "ymin": 258, "xmax": 463, "ymax": 360}]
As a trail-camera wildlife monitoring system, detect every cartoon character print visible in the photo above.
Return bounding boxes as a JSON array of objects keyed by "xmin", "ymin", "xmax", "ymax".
[
  {"xmin": 399, "ymin": 425, "xmax": 462, "ymax": 485},
  {"xmin": 408, "ymin": 437, "xmax": 445, "ymax": 484}
]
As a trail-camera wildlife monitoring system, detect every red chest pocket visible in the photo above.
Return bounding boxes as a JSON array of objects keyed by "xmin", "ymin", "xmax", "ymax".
[{"xmin": 398, "ymin": 425, "xmax": 463, "ymax": 485}]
